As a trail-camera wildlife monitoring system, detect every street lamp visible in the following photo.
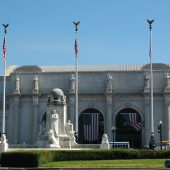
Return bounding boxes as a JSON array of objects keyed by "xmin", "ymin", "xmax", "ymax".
[
  {"xmin": 158, "ymin": 120, "xmax": 163, "ymax": 150},
  {"xmin": 111, "ymin": 126, "xmax": 116, "ymax": 148}
]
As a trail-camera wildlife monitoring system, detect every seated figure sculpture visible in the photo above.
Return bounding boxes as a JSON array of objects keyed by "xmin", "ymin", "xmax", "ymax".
[
  {"xmin": 65, "ymin": 120, "xmax": 75, "ymax": 139},
  {"xmin": 48, "ymin": 129, "xmax": 60, "ymax": 148}
]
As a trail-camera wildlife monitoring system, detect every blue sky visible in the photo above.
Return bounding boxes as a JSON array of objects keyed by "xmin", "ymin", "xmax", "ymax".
[{"xmin": 0, "ymin": 0, "xmax": 170, "ymax": 75}]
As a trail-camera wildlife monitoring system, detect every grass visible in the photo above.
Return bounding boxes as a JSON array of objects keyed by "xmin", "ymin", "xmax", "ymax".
[{"xmin": 41, "ymin": 159, "xmax": 166, "ymax": 168}]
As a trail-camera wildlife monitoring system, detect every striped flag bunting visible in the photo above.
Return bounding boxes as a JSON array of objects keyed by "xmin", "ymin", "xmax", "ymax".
[
  {"xmin": 74, "ymin": 39, "xmax": 78, "ymax": 57},
  {"xmin": 121, "ymin": 112, "xmax": 143, "ymax": 131},
  {"xmin": 149, "ymin": 32, "xmax": 152, "ymax": 58},
  {"xmin": 3, "ymin": 37, "xmax": 6, "ymax": 61},
  {"xmin": 82, "ymin": 113, "xmax": 99, "ymax": 141}
]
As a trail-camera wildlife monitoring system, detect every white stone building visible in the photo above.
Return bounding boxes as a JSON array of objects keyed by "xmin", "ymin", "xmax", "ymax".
[{"xmin": 0, "ymin": 63, "xmax": 170, "ymax": 148}]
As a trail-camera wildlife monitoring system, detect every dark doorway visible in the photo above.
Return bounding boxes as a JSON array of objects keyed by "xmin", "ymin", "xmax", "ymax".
[
  {"xmin": 78, "ymin": 108, "xmax": 104, "ymax": 144},
  {"xmin": 115, "ymin": 108, "xmax": 142, "ymax": 148}
]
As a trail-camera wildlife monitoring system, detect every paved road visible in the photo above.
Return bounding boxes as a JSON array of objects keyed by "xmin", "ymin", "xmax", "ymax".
[{"xmin": 0, "ymin": 168, "xmax": 168, "ymax": 170}]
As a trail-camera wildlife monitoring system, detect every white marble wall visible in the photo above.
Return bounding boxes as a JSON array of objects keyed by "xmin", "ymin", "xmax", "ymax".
[{"xmin": 0, "ymin": 64, "xmax": 169, "ymax": 146}]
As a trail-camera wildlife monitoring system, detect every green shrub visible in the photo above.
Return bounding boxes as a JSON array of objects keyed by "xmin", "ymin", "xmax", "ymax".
[
  {"xmin": 1, "ymin": 151, "xmax": 38, "ymax": 167},
  {"xmin": 2, "ymin": 149, "xmax": 170, "ymax": 167}
]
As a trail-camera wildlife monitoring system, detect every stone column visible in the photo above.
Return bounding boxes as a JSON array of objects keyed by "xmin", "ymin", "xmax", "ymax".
[
  {"xmin": 164, "ymin": 97, "xmax": 170, "ymax": 141},
  {"xmin": 13, "ymin": 76, "xmax": 21, "ymax": 144},
  {"xmin": 68, "ymin": 74, "xmax": 76, "ymax": 126},
  {"xmin": 143, "ymin": 72, "xmax": 151, "ymax": 147},
  {"xmin": 144, "ymin": 96, "xmax": 150, "ymax": 147},
  {"xmin": 164, "ymin": 72, "xmax": 170, "ymax": 141},
  {"xmin": 106, "ymin": 94, "xmax": 112, "ymax": 141},
  {"xmin": 68, "ymin": 95, "xmax": 75, "ymax": 125},
  {"xmin": 164, "ymin": 73, "xmax": 170, "ymax": 90},
  {"xmin": 13, "ymin": 95, "xmax": 20, "ymax": 144},
  {"xmin": 32, "ymin": 76, "xmax": 39, "ymax": 144},
  {"xmin": 105, "ymin": 74, "xmax": 113, "ymax": 141},
  {"xmin": 32, "ymin": 96, "xmax": 39, "ymax": 144}
]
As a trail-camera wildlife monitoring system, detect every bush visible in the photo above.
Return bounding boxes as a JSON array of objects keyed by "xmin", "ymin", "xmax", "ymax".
[
  {"xmin": 1, "ymin": 151, "xmax": 38, "ymax": 167},
  {"xmin": 1, "ymin": 149, "xmax": 170, "ymax": 167}
]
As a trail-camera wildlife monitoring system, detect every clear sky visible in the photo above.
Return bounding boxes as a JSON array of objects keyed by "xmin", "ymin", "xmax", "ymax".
[{"xmin": 0, "ymin": 0, "xmax": 170, "ymax": 75}]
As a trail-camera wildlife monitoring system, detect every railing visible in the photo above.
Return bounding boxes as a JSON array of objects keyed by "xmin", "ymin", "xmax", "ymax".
[{"xmin": 109, "ymin": 141, "xmax": 130, "ymax": 149}]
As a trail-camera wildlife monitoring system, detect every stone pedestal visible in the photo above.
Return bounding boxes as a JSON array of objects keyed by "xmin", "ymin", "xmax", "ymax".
[
  {"xmin": 0, "ymin": 143, "xmax": 8, "ymax": 153},
  {"xmin": 100, "ymin": 143, "xmax": 110, "ymax": 149},
  {"xmin": 0, "ymin": 134, "xmax": 8, "ymax": 153},
  {"xmin": 36, "ymin": 88, "xmax": 77, "ymax": 148}
]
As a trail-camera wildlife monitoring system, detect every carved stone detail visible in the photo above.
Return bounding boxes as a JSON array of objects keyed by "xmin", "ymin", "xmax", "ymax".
[
  {"xmin": 13, "ymin": 76, "xmax": 20, "ymax": 95},
  {"xmin": 32, "ymin": 76, "xmax": 39, "ymax": 94},
  {"xmin": 165, "ymin": 73, "xmax": 170, "ymax": 91},
  {"xmin": 106, "ymin": 74, "xmax": 112, "ymax": 93},
  {"xmin": 69, "ymin": 74, "xmax": 75, "ymax": 93}
]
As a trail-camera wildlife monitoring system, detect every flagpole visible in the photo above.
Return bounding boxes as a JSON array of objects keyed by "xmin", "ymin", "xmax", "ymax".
[
  {"xmin": 1, "ymin": 24, "xmax": 9, "ymax": 150},
  {"xmin": 73, "ymin": 21, "xmax": 80, "ymax": 139},
  {"xmin": 147, "ymin": 19, "xmax": 156, "ymax": 149},
  {"xmin": 2, "ymin": 42, "xmax": 6, "ymax": 135}
]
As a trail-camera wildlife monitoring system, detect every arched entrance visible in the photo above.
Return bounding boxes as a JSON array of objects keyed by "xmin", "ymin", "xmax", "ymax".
[
  {"xmin": 78, "ymin": 108, "xmax": 104, "ymax": 144},
  {"xmin": 115, "ymin": 108, "xmax": 142, "ymax": 148}
]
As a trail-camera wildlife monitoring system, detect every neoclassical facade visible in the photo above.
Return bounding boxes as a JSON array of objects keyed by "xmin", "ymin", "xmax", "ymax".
[{"xmin": 0, "ymin": 63, "xmax": 170, "ymax": 148}]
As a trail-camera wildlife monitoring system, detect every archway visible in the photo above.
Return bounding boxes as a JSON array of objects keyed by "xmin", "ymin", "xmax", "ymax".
[
  {"xmin": 78, "ymin": 108, "xmax": 104, "ymax": 144},
  {"xmin": 115, "ymin": 108, "xmax": 142, "ymax": 148}
]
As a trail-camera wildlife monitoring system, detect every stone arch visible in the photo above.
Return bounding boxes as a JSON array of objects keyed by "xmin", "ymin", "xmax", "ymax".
[
  {"xmin": 113, "ymin": 104, "xmax": 143, "ymax": 122},
  {"xmin": 38, "ymin": 107, "xmax": 47, "ymax": 123},
  {"xmin": 78, "ymin": 108, "xmax": 104, "ymax": 144},
  {"xmin": 79, "ymin": 104, "xmax": 105, "ymax": 118},
  {"xmin": 115, "ymin": 107, "xmax": 143, "ymax": 148}
]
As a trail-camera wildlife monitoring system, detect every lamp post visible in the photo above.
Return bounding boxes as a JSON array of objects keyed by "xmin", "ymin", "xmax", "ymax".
[
  {"xmin": 111, "ymin": 126, "xmax": 116, "ymax": 148},
  {"xmin": 158, "ymin": 120, "xmax": 163, "ymax": 150}
]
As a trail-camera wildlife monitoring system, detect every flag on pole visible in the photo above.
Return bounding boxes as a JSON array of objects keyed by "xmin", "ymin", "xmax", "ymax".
[
  {"xmin": 149, "ymin": 33, "xmax": 152, "ymax": 58},
  {"xmin": 3, "ymin": 37, "xmax": 6, "ymax": 61},
  {"xmin": 74, "ymin": 39, "xmax": 78, "ymax": 57}
]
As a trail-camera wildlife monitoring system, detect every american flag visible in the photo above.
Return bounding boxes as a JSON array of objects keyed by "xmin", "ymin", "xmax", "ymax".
[
  {"xmin": 121, "ymin": 113, "xmax": 142, "ymax": 131},
  {"xmin": 3, "ymin": 37, "xmax": 6, "ymax": 61},
  {"xmin": 74, "ymin": 39, "xmax": 78, "ymax": 57},
  {"xmin": 82, "ymin": 113, "xmax": 99, "ymax": 141},
  {"xmin": 149, "ymin": 32, "xmax": 152, "ymax": 58}
]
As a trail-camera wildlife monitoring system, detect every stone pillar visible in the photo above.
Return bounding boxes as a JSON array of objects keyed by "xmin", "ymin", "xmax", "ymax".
[
  {"xmin": 32, "ymin": 96, "xmax": 39, "ymax": 144},
  {"xmin": 13, "ymin": 95, "xmax": 20, "ymax": 144},
  {"xmin": 164, "ymin": 101, "xmax": 170, "ymax": 141},
  {"xmin": 143, "ymin": 72, "xmax": 151, "ymax": 147},
  {"xmin": 13, "ymin": 76, "xmax": 21, "ymax": 144},
  {"xmin": 32, "ymin": 76, "xmax": 39, "ymax": 144},
  {"xmin": 106, "ymin": 94, "xmax": 112, "ymax": 141},
  {"xmin": 105, "ymin": 74, "xmax": 113, "ymax": 141},
  {"xmin": 164, "ymin": 72, "xmax": 170, "ymax": 141},
  {"xmin": 144, "ymin": 96, "xmax": 150, "ymax": 147},
  {"xmin": 68, "ymin": 95, "xmax": 75, "ymax": 125},
  {"xmin": 165, "ymin": 73, "xmax": 170, "ymax": 90},
  {"xmin": 68, "ymin": 74, "xmax": 76, "ymax": 127}
]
